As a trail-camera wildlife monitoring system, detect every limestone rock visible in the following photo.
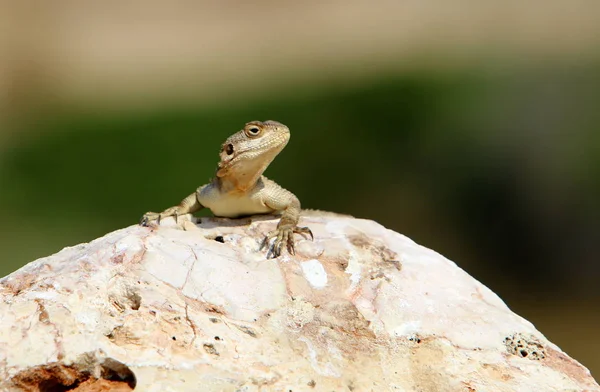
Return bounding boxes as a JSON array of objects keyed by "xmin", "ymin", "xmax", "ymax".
[{"xmin": 0, "ymin": 214, "xmax": 597, "ymax": 391}]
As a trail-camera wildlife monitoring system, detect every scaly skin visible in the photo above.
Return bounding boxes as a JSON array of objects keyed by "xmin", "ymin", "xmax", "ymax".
[{"xmin": 140, "ymin": 120, "xmax": 312, "ymax": 258}]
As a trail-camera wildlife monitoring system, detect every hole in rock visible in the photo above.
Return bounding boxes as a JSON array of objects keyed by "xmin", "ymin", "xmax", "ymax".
[{"xmin": 10, "ymin": 357, "xmax": 136, "ymax": 391}]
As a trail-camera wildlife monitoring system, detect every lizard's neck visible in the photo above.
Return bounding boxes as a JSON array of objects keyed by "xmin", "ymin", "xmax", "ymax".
[
  {"xmin": 215, "ymin": 161, "xmax": 267, "ymax": 194},
  {"xmin": 215, "ymin": 146, "xmax": 280, "ymax": 193}
]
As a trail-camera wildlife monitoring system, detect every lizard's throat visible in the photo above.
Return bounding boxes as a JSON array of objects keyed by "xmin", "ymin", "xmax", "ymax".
[{"xmin": 217, "ymin": 157, "xmax": 273, "ymax": 193}]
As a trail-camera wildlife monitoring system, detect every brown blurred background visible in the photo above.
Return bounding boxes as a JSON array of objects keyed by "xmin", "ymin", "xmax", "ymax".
[{"xmin": 1, "ymin": 0, "xmax": 599, "ymax": 377}]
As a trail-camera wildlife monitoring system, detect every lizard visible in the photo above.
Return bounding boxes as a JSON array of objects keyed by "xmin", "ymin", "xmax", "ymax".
[{"xmin": 140, "ymin": 120, "xmax": 313, "ymax": 258}]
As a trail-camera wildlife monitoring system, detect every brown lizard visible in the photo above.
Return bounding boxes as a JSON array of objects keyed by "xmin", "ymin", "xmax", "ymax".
[{"xmin": 140, "ymin": 120, "xmax": 313, "ymax": 258}]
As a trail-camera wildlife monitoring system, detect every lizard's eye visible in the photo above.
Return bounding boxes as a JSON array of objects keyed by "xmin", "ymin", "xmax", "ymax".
[
  {"xmin": 225, "ymin": 143, "xmax": 234, "ymax": 155},
  {"xmin": 247, "ymin": 126, "xmax": 261, "ymax": 136}
]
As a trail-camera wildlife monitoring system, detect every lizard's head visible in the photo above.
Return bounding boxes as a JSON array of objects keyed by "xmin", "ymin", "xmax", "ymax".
[{"xmin": 216, "ymin": 120, "xmax": 290, "ymax": 182}]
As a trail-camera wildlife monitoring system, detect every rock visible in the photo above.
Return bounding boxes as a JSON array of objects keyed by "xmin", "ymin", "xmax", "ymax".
[{"xmin": 0, "ymin": 214, "xmax": 597, "ymax": 392}]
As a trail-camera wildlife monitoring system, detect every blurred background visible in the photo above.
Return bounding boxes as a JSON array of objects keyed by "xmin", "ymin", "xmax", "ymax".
[{"xmin": 1, "ymin": 0, "xmax": 599, "ymax": 377}]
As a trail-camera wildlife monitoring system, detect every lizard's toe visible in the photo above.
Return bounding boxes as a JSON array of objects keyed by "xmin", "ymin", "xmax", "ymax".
[
  {"xmin": 260, "ymin": 230, "xmax": 278, "ymax": 250},
  {"xmin": 140, "ymin": 207, "xmax": 183, "ymax": 227},
  {"xmin": 140, "ymin": 212, "xmax": 159, "ymax": 226},
  {"xmin": 286, "ymin": 232, "xmax": 296, "ymax": 255},
  {"xmin": 294, "ymin": 226, "xmax": 313, "ymax": 241},
  {"xmin": 274, "ymin": 230, "xmax": 285, "ymax": 258}
]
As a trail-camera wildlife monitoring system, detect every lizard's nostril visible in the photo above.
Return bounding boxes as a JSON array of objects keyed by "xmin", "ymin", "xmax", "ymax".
[{"xmin": 225, "ymin": 144, "xmax": 234, "ymax": 155}]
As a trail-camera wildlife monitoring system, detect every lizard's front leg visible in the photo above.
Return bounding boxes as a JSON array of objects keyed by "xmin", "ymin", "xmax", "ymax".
[
  {"xmin": 140, "ymin": 191, "xmax": 203, "ymax": 226},
  {"xmin": 260, "ymin": 186, "xmax": 313, "ymax": 258}
]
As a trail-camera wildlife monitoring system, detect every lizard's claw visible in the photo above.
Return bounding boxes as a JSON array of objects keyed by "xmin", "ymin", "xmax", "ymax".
[
  {"xmin": 140, "ymin": 212, "xmax": 157, "ymax": 226},
  {"xmin": 294, "ymin": 226, "xmax": 314, "ymax": 241},
  {"xmin": 140, "ymin": 207, "xmax": 182, "ymax": 227},
  {"xmin": 260, "ymin": 225, "xmax": 313, "ymax": 258}
]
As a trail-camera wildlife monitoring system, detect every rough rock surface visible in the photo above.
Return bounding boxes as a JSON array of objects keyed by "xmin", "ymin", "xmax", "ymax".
[{"xmin": 0, "ymin": 213, "xmax": 598, "ymax": 392}]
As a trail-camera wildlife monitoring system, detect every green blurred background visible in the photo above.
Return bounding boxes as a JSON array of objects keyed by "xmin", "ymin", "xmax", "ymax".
[{"xmin": 1, "ymin": 1, "xmax": 599, "ymax": 377}]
